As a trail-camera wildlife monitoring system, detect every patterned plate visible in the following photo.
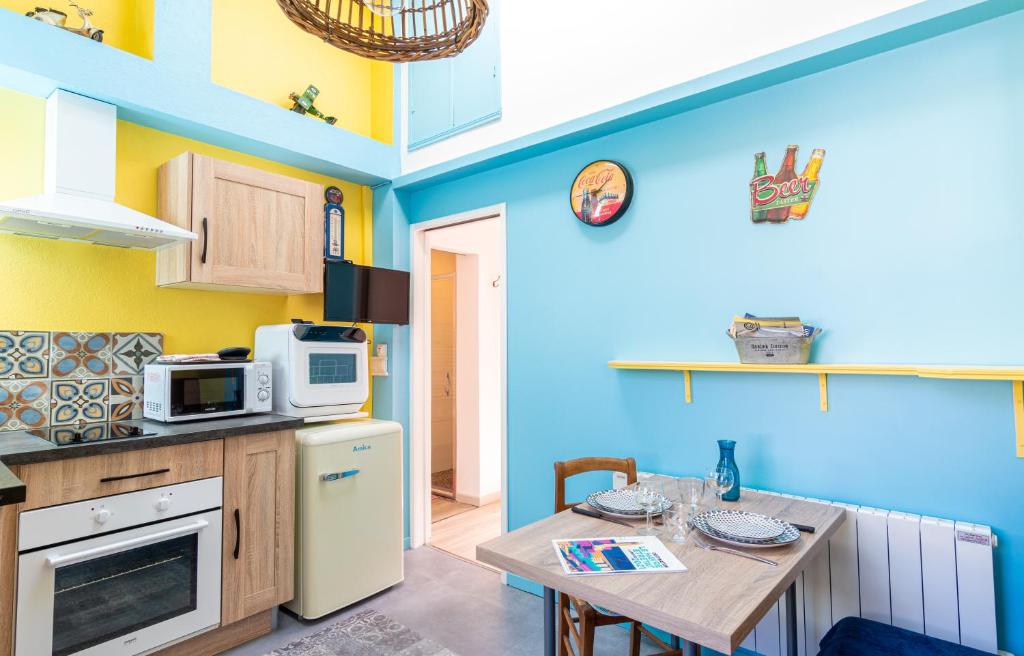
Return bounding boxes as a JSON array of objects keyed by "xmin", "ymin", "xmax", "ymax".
[
  {"xmin": 704, "ymin": 510, "xmax": 787, "ymax": 540},
  {"xmin": 586, "ymin": 489, "xmax": 671, "ymax": 516},
  {"xmin": 691, "ymin": 511, "xmax": 800, "ymax": 549}
]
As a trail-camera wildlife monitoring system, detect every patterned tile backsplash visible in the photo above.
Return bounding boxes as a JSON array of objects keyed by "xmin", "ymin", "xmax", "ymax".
[
  {"xmin": 0, "ymin": 330, "xmax": 163, "ymax": 432},
  {"xmin": 0, "ymin": 331, "xmax": 49, "ymax": 379},
  {"xmin": 0, "ymin": 380, "xmax": 50, "ymax": 431},
  {"xmin": 109, "ymin": 376, "xmax": 145, "ymax": 421},
  {"xmin": 112, "ymin": 332, "xmax": 163, "ymax": 375},
  {"xmin": 50, "ymin": 332, "xmax": 112, "ymax": 379}
]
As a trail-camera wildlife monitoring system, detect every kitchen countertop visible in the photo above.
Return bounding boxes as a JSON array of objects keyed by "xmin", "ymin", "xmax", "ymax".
[{"xmin": 0, "ymin": 413, "xmax": 305, "ymax": 506}]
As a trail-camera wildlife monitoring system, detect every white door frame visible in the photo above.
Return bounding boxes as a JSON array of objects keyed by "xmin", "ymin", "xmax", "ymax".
[{"xmin": 409, "ymin": 203, "xmax": 508, "ymax": 549}]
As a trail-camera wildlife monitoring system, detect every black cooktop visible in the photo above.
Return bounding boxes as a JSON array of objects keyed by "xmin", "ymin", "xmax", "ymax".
[{"xmin": 28, "ymin": 422, "xmax": 158, "ymax": 446}]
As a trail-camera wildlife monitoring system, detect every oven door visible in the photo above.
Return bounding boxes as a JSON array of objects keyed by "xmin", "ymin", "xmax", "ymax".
[
  {"xmin": 289, "ymin": 342, "xmax": 368, "ymax": 408},
  {"xmin": 16, "ymin": 510, "xmax": 221, "ymax": 656}
]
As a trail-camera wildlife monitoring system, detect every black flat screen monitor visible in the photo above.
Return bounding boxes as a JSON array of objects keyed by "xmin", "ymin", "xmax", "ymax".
[{"xmin": 324, "ymin": 262, "xmax": 410, "ymax": 325}]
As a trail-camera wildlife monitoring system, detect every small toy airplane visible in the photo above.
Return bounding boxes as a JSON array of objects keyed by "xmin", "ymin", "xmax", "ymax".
[{"xmin": 289, "ymin": 85, "xmax": 337, "ymax": 125}]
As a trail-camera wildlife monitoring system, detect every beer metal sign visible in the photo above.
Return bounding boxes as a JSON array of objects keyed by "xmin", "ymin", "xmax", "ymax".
[{"xmin": 750, "ymin": 146, "xmax": 825, "ymax": 223}]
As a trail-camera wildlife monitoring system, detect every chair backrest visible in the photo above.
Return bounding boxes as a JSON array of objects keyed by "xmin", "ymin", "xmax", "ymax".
[{"xmin": 553, "ymin": 457, "xmax": 638, "ymax": 513}]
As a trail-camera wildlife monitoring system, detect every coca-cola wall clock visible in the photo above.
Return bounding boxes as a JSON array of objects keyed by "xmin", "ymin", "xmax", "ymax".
[
  {"xmin": 750, "ymin": 146, "xmax": 826, "ymax": 223},
  {"xmin": 570, "ymin": 160, "xmax": 634, "ymax": 226}
]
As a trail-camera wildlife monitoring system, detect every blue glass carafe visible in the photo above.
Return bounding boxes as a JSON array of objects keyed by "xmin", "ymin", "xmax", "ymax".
[{"xmin": 717, "ymin": 439, "xmax": 740, "ymax": 501}]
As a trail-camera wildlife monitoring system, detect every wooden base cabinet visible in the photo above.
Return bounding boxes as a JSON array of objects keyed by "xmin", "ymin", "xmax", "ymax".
[
  {"xmin": 0, "ymin": 431, "xmax": 296, "ymax": 655},
  {"xmin": 0, "ymin": 475, "xmax": 18, "ymax": 656},
  {"xmin": 221, "ymin": 430, "xmax": 295, "ymax": 625},
  {"xmin": 157, "ymin": 152, "xmax": 324, "ymax": 295}
]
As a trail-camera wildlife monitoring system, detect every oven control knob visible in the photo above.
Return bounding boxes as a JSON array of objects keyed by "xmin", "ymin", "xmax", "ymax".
[
  {"xmin": 258, "ymin": 374, "xmax": 269, "ymax": 385},
  {"xmin": 155, "ymin": 497, "xmax": 171, "ymax": 512},
  {"xmin": 94, "ymin": 509, "xmax": 112, "ymax": 525},
  {"xmin": 257, "ymin": 389, "xmax": 270, "ymax": 402}
]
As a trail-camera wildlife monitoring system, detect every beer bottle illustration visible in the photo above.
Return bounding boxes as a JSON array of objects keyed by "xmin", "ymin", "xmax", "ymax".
[
  {"xmin": 765, "ymin": 145, "xmax": 798, "ymax": 223},
  {"xmin": 789, "ymin": 148, "xmax": 825, "ymax": 220},
  {"xmin": 580, "ymin": 185, "xmax": 593, "ymax": 223},
  {"xmin": 751, "ymin": 152, "xmax": 769, "ymax": 223}
]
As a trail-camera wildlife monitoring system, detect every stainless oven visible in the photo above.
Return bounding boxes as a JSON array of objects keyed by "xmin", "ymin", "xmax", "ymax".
[{"xmin": 15, "ymin": 478, "xmax": 222, "ymax": 656}]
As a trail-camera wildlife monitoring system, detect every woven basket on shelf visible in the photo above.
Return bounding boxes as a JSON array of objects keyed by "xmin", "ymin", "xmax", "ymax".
[{"xmin": 276, "ymin": 0, "xmax": 489, "ymax": 63}]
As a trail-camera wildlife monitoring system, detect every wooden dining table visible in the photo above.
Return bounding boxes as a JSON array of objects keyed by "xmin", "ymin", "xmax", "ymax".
[{"xmin": 476, "ymin": 479, "xmax": 846, "ymax": 656}]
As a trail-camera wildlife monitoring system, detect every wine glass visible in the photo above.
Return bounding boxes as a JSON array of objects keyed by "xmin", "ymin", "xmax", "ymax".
[
  {"xmin": 635, "ymin": 479, "xmax": 663, "ymax": 536},
  {"xmin": 704, "ymin": 468, "xmax": 735, "ymax": 510},
  {"xmin": 662, "ymin": 501, "xmax": 688, "ymax": 544}
]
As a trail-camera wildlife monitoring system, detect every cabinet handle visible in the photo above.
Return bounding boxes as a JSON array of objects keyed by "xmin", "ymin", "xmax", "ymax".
[
  {"xmin": 233, "ymin": 508, "xmax": 240, "ymax": 560},
  {"xmin": 100, "ymin": 468, "xmax": 170, "ymax": 483},
  {"xmin": 200, "ymin": 217, "xmax": 208, "ymax": 264}
]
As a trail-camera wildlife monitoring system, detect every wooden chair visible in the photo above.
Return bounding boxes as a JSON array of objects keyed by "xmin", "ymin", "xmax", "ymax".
[{"xmin": 553, "ymin": 457, "xmax": 685, "ymax": 656}]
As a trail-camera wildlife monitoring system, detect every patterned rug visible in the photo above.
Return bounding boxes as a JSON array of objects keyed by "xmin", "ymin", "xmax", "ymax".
[{"xmin": 265, "ymin": 609, "xmax": 459, "ymax": 656}]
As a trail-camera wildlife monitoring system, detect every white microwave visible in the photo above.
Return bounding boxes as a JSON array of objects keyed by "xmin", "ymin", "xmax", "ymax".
[
  {"xmin": 143, "ymin": 362, "xmax": 273, "ymax": 422},
  {"xmin": 255, "ymin": 323, "xmax": 369, "ymax": 419}
]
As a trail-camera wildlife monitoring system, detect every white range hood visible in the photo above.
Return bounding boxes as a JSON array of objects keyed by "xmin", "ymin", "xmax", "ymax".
[{"xmin": 0, "ymin": 90, "xmax": 196, "ymax": 250}]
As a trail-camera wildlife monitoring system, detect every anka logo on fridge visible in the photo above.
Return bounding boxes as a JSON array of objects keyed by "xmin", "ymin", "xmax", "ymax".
[{"xmin": 750, "ymin": 146, "xmax": 825, "ymax": 224}]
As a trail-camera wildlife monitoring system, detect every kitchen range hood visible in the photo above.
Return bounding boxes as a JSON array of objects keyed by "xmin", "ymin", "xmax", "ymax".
[{"xmin": 0, "ymin": 90, "xmax": 196, "ymax": 249}]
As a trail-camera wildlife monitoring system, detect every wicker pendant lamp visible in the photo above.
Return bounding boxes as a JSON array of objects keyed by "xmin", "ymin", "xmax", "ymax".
[{"xmin": 276, "ymin": 0, "xmax": 489, "ymax": 63}]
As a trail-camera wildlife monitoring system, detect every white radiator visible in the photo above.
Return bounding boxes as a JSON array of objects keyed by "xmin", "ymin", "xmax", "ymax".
[{"xmin": 738, "ymin": 489, "xmax": 999, "ymax": 656}]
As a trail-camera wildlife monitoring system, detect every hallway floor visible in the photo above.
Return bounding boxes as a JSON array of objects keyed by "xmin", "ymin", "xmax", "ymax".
[
  {"xmin": 224, "ymin": 547, "xmax": 661, "ymax": 656},
  {"xmin": 431, "ymin": 494, "xmax": 475, "ymax": 522},
  {"xmin": 430, "ymin": 500, "xmax": 501, "ymax": 571}
]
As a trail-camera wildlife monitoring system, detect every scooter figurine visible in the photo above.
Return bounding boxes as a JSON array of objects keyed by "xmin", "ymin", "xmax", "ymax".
[
  {"xmin": 288, "ymin": 85, "xmax": 337, "ymax": 125},
  {"xmin": 27, "ymin": 2, "xmax": 104, "ymax": 42}
]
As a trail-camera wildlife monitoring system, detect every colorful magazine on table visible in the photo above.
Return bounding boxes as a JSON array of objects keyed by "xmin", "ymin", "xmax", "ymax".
[{"xmin": 552, "ymin": 537, "xmax": 687, "ymax": 576}]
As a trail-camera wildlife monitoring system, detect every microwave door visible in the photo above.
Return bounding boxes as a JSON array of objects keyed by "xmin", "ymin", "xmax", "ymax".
[{"xmin": 169, "ymin": 368, "xmax": 245, "ymax": 419}]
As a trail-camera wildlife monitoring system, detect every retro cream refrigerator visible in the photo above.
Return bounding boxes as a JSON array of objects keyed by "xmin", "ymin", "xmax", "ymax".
[{"xmin": 286, "ymin": 419, "xmax": 404, "ymax": 619}]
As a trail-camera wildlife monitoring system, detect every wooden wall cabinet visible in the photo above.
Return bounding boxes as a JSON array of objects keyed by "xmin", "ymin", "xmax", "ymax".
[
  {"xmin": 157, "ymin": 153, "xmax": 324, "ymax": 294},
  {"xmin": 221, "ymin": 430, "xmax": 295, "ymax": 625}
]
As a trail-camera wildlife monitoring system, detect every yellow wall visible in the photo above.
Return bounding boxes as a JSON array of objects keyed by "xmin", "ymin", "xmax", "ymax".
[
  {"xmin": 0, "ymin": 2, "xmax": 393, "ymax": 141},
  {"xmin": 212, "ymin": 0, "xmax": 393, "ymax": 144},
  {"xmin": 0, "ymin": 0, "xmax": 153, "ymax": 58},
  {"xmin": 0, "ymin": 87, "xmax": 374, "ymax": 409},
  {"xmin": 370, "ymin": 60, "xmax": 394, "ymax": 144}
]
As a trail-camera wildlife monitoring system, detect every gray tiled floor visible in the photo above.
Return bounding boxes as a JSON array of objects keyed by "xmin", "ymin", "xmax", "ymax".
[{"xmin": 224, "ymin": 546, "xmax": 663, "ymax": 656}]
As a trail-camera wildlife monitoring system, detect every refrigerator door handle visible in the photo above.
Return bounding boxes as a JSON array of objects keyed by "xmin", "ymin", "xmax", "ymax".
[{"xmin": 321, "ymin": 469, "xmax": 360, "ymax": 482}]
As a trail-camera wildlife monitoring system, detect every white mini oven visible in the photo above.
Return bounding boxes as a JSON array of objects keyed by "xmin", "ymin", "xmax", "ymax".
[
  {"xmin": 255, "ymin": 323, "xmax": 369, "ymax": 419},
  {"xmin": 143, "ymin": 361, "xmax": 272, "ymax": 422}
]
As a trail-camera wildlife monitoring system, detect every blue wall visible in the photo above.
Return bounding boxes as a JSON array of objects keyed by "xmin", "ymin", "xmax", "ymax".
[{"xmin": 396, "ymin": 10, "xmax": 1024, "ymax": 653}]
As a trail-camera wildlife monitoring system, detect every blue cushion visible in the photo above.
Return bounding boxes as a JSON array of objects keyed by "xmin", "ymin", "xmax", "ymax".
[{"xmin": 818, "ymin": 618, "xmax": 992, "ymax": 656}]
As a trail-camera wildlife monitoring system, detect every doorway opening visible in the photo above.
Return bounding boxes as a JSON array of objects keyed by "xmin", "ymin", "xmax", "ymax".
[
  {"xmin": 430, "ymin": 250, "xmax": 458, "ymax": 501},
  {"xmin": 411, "ymin": 205, "xmax": 507, "ymax": 572}
]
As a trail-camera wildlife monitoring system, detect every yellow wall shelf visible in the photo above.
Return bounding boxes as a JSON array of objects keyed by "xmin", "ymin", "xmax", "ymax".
[{"xmin": 608, "ymin": 360, "xmax": 1024, "ymax": 457}]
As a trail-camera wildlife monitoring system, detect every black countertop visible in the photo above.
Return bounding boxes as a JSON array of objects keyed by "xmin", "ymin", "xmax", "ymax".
[{"xmin": 0, "ymin": 414, "xmax": 305, "ymax": 506}]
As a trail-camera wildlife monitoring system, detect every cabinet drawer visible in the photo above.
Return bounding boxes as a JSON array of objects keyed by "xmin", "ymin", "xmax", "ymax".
[{"xmin": 18, "ymin": 441, "xmax": 224, "ymax": 511}]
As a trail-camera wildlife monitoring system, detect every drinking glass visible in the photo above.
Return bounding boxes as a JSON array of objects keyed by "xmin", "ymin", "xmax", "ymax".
[
  {"xmin": 635, "ymin": 479, "xmax": 663, "ymax": 536},
  {"xmin": 704, "ymin": 468, "xmax": 735, "ymax": 509},
  {"xmin": 662, "ymin": 501, "xmax": 688, "ymax": 543},
  {"xmin": 676, "ymin": 477, "xmax": 704, "ymax": 515}
]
